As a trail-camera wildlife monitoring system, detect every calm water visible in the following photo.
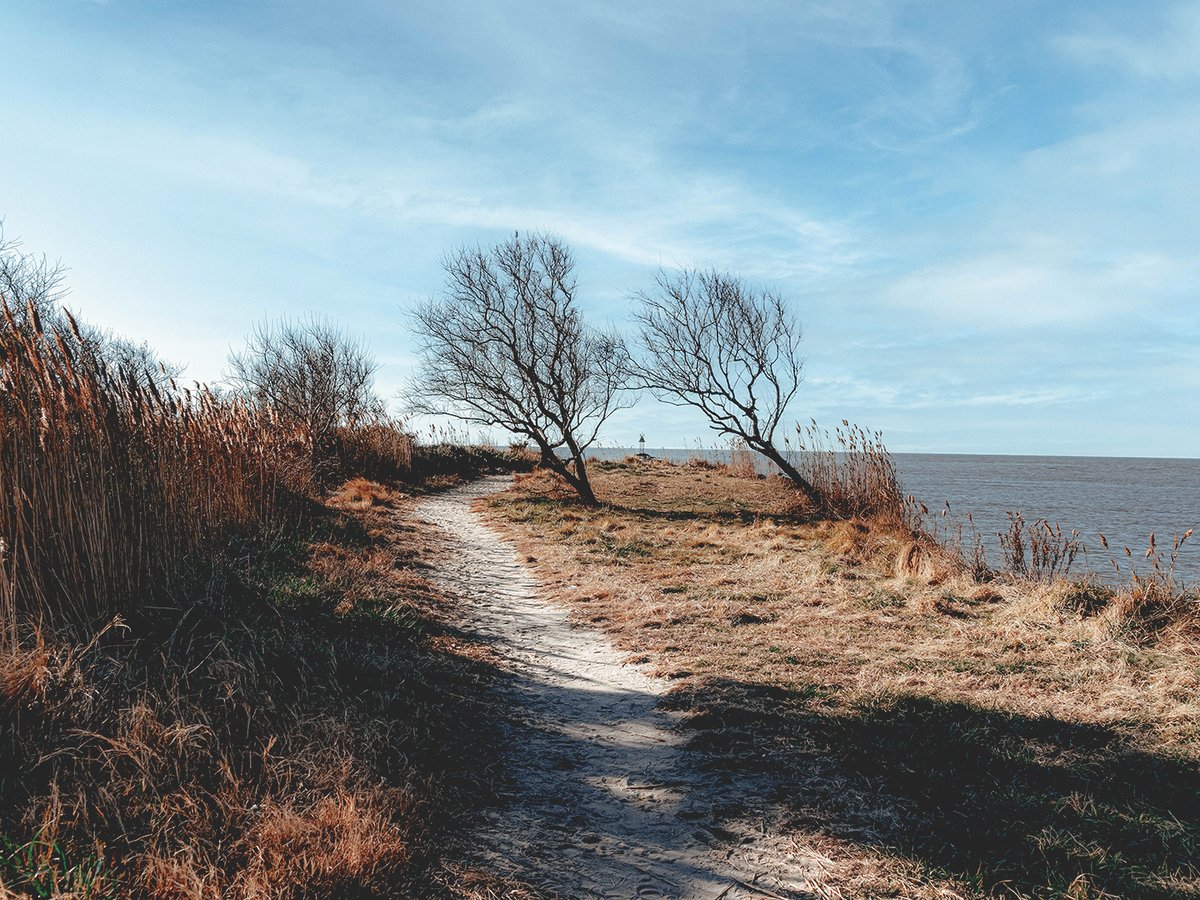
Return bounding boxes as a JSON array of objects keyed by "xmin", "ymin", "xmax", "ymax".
[{"xmin": 587, "ymin": 447, "xmax": 1200, "ymax": 585}]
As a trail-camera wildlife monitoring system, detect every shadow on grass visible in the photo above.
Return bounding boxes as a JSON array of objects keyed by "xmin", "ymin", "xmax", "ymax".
[
  {"xmin": 0, "ymin": 508, "xmax": 521, "ymax": 898},
  {"xmin": 663, "ymin": 678, "xmax": 1200, "ymax": 898}
]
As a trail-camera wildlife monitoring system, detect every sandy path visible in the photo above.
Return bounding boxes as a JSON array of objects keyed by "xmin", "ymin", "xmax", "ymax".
[{"xmin": 417, "ymin": 477, "xmax": 822, "ymax": 899}]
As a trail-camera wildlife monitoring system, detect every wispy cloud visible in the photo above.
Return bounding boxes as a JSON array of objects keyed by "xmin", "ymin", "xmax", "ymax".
[
  {"xmin": 1, "ymin": 0, "xmax": 1196, "ymax": 454},
  {"xmin": 883, "ymin": 244, "xmax": 1192, "ymax": 328},
  {"xmin": 808, "ymin": 375, "xmax": 1102, "ymax": 413},
  {"xmin": 1057, "ymin": 2, "xmax": 1200, "ymax": 80}
]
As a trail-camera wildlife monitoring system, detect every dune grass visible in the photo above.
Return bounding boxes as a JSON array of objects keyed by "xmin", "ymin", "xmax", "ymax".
[
  {"xmin": 486, "ymin": 459, "xmax": 1200, "ymax": 899},
  {"xmin": 0, "ymin": 475, "xmax": 545, "ymax": 898},
  {"xmin": 0, "ymin": 301, "xmax": 536, "ymax": 897}
]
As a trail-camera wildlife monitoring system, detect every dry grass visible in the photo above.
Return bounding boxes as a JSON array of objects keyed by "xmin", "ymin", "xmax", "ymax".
[
  {"xmin": 788, "ymin": 420, "xmax": 919, "ymax": 527},
  {"xmin": 1, "ymin": 484, "xmax": 527, "ymax": 898},
  {"xmin": 0, "ymin": 300, "xmax": 309, "ymax": 638},
  {"xmin": 327, "ymin": 475, "xmax": 407, "ymax": 511},
  {"xmin": 1000, "ymin": 512, "xmax": 1084, "ymax": 582},
  {"xmin": 0, "ymin": 296, "xmax": 535, "ymax": 896},
  {"xmin": 487, "ymin": 459, "xmax": 1200, "ymax": 899},
  {"xmin": 334, "ymin": 418, "xmax": 415, "ymax": 482},
  {"xmin": 0, "ymin": 294, "xmax": 445, "ymax": 642}
]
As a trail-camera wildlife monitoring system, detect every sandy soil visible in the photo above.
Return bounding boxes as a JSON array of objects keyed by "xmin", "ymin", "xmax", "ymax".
[{"xmin": 416, "ymin": 477, "xmax": 824, "ymax": 900}]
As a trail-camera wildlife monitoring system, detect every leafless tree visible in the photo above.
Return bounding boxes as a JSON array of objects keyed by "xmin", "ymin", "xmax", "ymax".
[
  {"xmin": 410, "ymin": 233, "xmax": 631, "ymax": 505},
  {"xmin": 1, "ymin": 226, "xmax": 180, "ymax": 390},
  {"xmin": 0, "ymin": 226, "xmax": 68, "ymax": 331},
  {"xmin": 227, "ymin": 317, "xmax": 379, "ymax": 460},
  {"xmin": 632, "ymin": 268, "xmax": 821, "ymax": 506}
]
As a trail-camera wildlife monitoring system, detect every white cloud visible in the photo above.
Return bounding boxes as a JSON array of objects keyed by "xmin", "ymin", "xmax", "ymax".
[
  {"xmin": 1057, "ymin": 2, "xmax": 1200, "ymax": 80},
  {"xmin": 808, "ymin": 374, "xmax": 1101, "ymax": 413},
  {"xmin": 882, "ymin": 244, "xmax": 1190, "ymax": 328}
]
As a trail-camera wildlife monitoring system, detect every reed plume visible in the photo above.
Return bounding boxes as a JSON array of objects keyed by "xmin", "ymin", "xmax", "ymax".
[
  {"xmin": 787, "ymin": 419, "xmax": 919, "ymax": 528},
  {"xmin": 0, "ymin": 297, "xmax": 312, "ymax": 639}
]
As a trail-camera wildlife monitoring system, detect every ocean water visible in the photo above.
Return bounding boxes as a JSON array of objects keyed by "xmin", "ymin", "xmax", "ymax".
[{"xmin": 586, "ymin": 447, "xmax": 1200, "ymax": 585}]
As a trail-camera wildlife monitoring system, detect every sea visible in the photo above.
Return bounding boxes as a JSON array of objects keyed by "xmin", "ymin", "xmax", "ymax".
[{"xmin": 585, "ymin": 447, "xmax": 1200, "ymax": 585}]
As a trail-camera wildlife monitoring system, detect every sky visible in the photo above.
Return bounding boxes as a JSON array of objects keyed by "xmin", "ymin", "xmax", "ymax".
[{"xmin": 1, "ymin": 0, "xmax": 1197, "ymax": 456}]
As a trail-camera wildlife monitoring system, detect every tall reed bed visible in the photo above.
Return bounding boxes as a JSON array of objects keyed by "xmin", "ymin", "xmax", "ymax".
[
  {"xmin": 0, "ymin": 300, "xmax": 307, "ymax": 639},
  {"xmin": 786, "ymin": 420, "xmax": 919, "ymax": 529},
  {"xmin": 334, "ymin": 417, "xmax": 414, "ymax": 481},
  {"xmin": 0, "ymin": 298, "xmax": 498, "ymax": 897}
]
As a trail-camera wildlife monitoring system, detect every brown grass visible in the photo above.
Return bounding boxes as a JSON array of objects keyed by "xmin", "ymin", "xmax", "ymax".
[
  {"xmin": 1, "ymin": 484, "xmax": 526, "ymax": 898},
  {"xmin": 487, "ymin": 460, "xmax": 1200, "ymax": 899},
  {"xmin": 327, "ymin": 475, "xmax": 407, "ymax": 511},
  {"xmin": 789, "ymin": 420, "xmax": 919, "ymax": 527},
  {"xmin": 1000, "ymin": 512, "xmax": 1084, "ymax": 581},
  {"xmin": 0, "ymin": 300, "xmax": 310, "ymax": 638},
  {"xmin": 0, "ymin": 295, "xmax": 534, "ymax": 896}
]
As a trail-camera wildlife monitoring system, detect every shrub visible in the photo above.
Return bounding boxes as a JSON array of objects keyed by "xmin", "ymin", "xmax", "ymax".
[{"xmin": 787, "ymin": 420, "xmax": 919, "ymax": 528}]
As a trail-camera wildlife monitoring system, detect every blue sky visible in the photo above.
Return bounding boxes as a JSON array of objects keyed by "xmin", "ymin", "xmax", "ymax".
[{"xmin": 2, "ymin": 1, "xmax": 1197, "ymax": 456}]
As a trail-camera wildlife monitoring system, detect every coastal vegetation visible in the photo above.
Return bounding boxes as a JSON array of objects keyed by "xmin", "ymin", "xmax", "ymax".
[
  {"xmin": 0, "ymin": 233, "xmax": 531, "ymax": 897},
  {"xmin": 486, "ymin": 457, "xmax": 1200, "ymax": 899},
  {"xmin": 1, "ymin": 226, "xmax": 1195, "ymax": 898}
]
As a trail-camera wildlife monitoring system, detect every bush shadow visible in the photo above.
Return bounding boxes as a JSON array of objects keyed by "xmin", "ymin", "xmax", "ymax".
[{"xmin": 663, "ymin": 678, "xmax": 1200, "ymax": 898}]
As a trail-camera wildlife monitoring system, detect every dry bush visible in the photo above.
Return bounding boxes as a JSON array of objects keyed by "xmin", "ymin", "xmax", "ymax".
[
  {"xmin": 227, "ymin": 316, "xmax": 380, "ymax": 476},
  {"xmin": 787, "ymin": 420, "xmax": 919, "ymax": 528},
  {"xmin": 327, "ymin": 477, "xmax": 405, "ymax": 512},
  {"xmin": 1101, "ymin": 530, "xmax": 1198, "ymax": 640},
  {"xmin": 999, "ymin": 512, "xmax": 1083, "ymax": 581}
]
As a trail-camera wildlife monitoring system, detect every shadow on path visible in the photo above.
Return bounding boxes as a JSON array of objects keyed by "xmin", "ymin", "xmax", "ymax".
[
  {"xmin": 420, "ymin": 477, "xmax": 1200, "ymax": 898},
  {"xmin": 418, "ymin": 478, "xmax": 821, "ymax": 900}
]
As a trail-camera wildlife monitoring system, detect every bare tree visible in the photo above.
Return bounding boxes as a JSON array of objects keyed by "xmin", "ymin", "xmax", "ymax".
[
  {"xmin": 1, "ymin": 226, "xmax": 180, "ymax": 390},
  {"xmin": 0, "ymin": 225, "xmax": 68, "ymax": 331},
  {"xmin": 632, "ymin": 268, "xmax": 821, "ymax": 506},
  {"xmin": 410, "ymin": 233, "xmax": 631, "ymax": 505},
  {"xmin": 227, "ymin": 317, "xmax": 379, "ymax": 461}
]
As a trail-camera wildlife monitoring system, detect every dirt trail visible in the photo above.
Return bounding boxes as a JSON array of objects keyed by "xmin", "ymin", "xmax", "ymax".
[{"xmin": 417, "ymin": 478, "xmax": 823, "ymax": 900}]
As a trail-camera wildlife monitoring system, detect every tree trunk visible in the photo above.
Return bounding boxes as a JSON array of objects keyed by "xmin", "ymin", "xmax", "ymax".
[
  {"xmin": 568, "ymin": 453, "xmax": 597, "ymax": 505},
  {"xmin": 537, "ymin": 445, "xmax": 598, "ymax": 505},
  {"xmin": 561, "ymin": 435, "xmax": 598, "ymax": 506},
  {"xmin": 752, "ymin": 441, "xmax": 822, "ymax": 509}
]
